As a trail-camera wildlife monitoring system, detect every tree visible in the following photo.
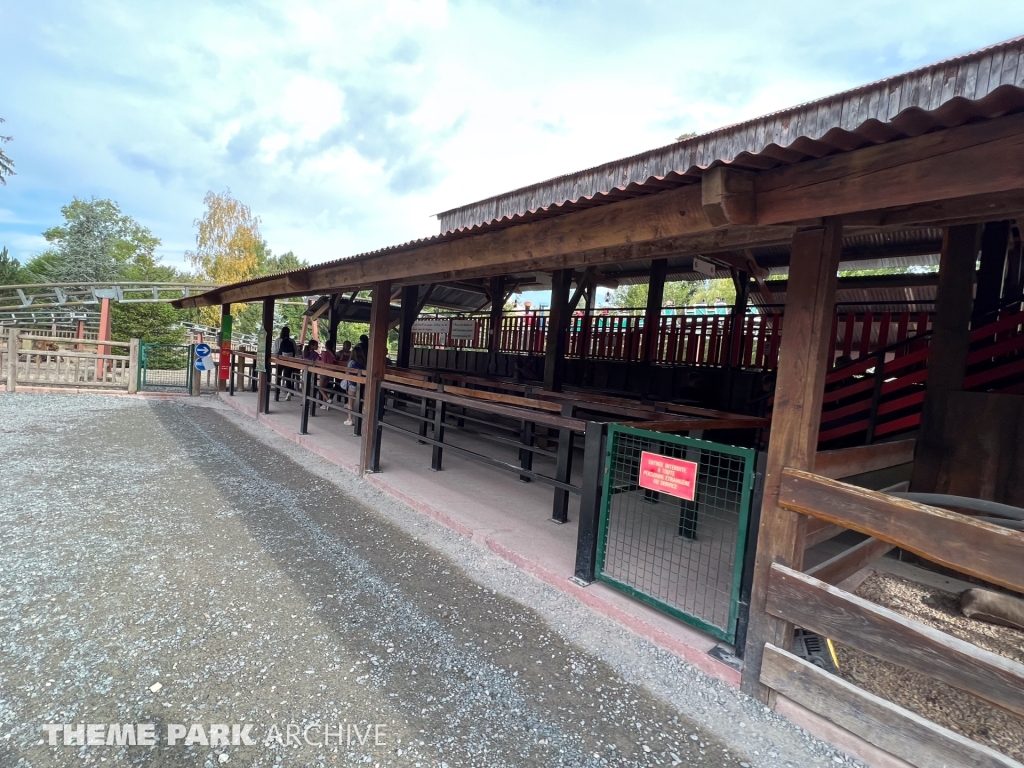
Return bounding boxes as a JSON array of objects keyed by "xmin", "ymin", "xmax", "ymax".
[
  {"xmin": 187, "ymin": 190, "xmax": 263, "ymax": 285},
  {"xmin": 187, "ymin": 190, "xmax": 266, "ymax": 324},
  {"xmin": 0, "ymin": 118, "xmax": 14, "ymax": 185},
  {"xmin": 0, "ymin": 246, "xmax": 30, "ymax": 285},
  {"xmin": 32, "ymin": 198, "xmax": 159, "ymax": 283},
  {"xmin": 19, "ymin": 198, "xmax": 189, "ymax": 343}
]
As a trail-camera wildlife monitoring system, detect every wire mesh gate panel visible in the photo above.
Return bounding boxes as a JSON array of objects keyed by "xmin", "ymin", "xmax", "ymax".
[
  {"xmin": 596, "ymin": 425, "xmax": 755, "ymax": 643},
  {"xmin": 140, "ymin": 343, "xmax": 193, "ymax": 389}
]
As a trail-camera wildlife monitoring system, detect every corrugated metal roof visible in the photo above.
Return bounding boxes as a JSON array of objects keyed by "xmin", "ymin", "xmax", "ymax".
[
  {"xmin": 437, "ymin": 36, "xmax": 1024, "ymax": 234},
  {"xmin": 176, "ymin": 36, "xmax": 1024, "ymax": 309}
]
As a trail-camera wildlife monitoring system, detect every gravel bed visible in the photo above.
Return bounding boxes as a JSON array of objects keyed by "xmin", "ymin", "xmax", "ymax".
[
  {"xmin": 1, "ymin": 393, "xmax": 865, "ymax": 767},
  {"xmin": 837, "ymin": 572, "xmax": 1024, "ymax": 762}
]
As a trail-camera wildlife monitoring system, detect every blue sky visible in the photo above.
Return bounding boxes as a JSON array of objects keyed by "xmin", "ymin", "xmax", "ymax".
[{"xmin": 0, "ymin": 0, "xmax": 1019, "ymax": 277}]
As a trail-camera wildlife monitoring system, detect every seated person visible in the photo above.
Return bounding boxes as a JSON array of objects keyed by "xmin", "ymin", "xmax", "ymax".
[{"xmin": 343, "ymin": 346, "xmax": 367, "ymax": 427}]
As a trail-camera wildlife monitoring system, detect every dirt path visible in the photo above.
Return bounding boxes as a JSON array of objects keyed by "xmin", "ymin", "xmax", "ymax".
[{"xmin": 0, "ymin": 394, "xmax": 860, "ymax": 767}]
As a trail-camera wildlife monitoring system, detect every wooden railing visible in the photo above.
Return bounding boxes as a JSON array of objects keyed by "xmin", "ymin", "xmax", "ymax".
[
  {"xmin": 759, "ymin": 468, "xmax": 1024, "ymax": 768},
  {"xmin": 818, "ymin": 305, "xmax": 1024, "ymax": 446},
  {"xmin": 2, "ymin": 329, "xmax": 137, "ymax": 392},
  {"xmin": 411, "ymin": 307, "xmax": 934, "ymax": 371}
]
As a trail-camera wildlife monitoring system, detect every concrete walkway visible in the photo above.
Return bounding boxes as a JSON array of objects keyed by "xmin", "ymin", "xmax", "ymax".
[{"xmin": 220, "ymin": 388, "xmax": 737, "ymax": 685}]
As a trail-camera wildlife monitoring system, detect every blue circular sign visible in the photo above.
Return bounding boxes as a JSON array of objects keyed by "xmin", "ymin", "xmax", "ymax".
[{"xmin": 195, "ymin": 343, "xmax": 212, "ymax": 357}]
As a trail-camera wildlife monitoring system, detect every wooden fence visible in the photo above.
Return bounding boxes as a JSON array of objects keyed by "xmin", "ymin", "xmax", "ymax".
[
  {"xmin": 758, "ymin": 463, "xmax": 1024, "ymax": 768},
  {"xmin": 2, "ymin": 328, "xmax": 138, "ymax": 392},
  {"xmin": 411, "ymin": 307, "xmax": 933, "ymax": 370}
]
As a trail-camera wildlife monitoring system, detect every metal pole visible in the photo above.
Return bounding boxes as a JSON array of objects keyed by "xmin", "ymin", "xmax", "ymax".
[{"xmin": 573, "ymin": 421, "xmax": 608, "ymax": 584}]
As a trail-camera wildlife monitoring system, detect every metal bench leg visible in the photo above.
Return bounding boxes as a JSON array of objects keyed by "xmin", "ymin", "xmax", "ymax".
[
  {"xmin": 551, "ymin": 426, "xmax": 574, "ymax": 523},
  {"xmin": 430, "ymin": 398, "xmax": 446, "ymax": 471},
  {"xmin": 519, "ymin": 420, "xmax": 534, "ymax": 482}
]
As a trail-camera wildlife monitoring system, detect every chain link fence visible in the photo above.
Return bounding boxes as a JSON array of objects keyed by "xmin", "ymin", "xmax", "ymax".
[
  {"xmin": 140, "ymin": 343, "xmax": 193, "ymax": 389},
  {"xmin": 597, "ymin": 425, "xmax": 757, "ymax": 643}
]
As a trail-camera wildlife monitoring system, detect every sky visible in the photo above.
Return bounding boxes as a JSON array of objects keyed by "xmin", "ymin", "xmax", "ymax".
[{"xmin": 0, "ymin": 0, "xmax": 1020, "ymax": 279}]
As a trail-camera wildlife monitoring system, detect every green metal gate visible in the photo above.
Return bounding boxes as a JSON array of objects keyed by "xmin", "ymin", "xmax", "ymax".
[
  {"xmin": 139, "ymin": 343, "xmax": 193, "ymax": 390},
  {"xmin": 596, "ymin": 424, "xmax": 756, "ymax": 643}
]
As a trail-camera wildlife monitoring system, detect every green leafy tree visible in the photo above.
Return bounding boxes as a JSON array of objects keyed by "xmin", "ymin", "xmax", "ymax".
[
  {"xmin": 32, "ymin": 198, "xmax": 159, "ymax": 283},
  {"xmin": 110, "ymin": 255, "xmax": 188, "ymax": 345},
  {"xmin": 611, "ymin": 277, "xmax": 737, "ymax": 309},
  {"xmin": 23, "ymin": 198, "xmax": 190, "ymax": 343},
  {"xmin": 0, "ymin": 118, "xmax": 14, "ymax": 185},
  {"xmin": 0, "ymin": 246, "xmax": 31, "ymax": 284}
]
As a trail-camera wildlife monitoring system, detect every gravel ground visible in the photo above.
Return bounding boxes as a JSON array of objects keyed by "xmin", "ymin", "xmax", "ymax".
[
  {"xmin": 838, "ymin": 572, "xmax": 1024, "ymax": 762},
  {"xmin": 0, "ymin": 393, "xmax": 864, "ymax": 767}
]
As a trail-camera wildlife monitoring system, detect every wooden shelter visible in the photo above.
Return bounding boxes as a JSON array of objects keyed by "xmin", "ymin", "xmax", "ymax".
[{"xmin": 177, "ymin": 37, "xmax": 1024, "ymax": 767}]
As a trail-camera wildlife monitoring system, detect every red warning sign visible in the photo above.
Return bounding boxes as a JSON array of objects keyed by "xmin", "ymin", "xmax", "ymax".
[{"xmin": 638, "ymin": 452, "xmax": 698, "ymax": 501}]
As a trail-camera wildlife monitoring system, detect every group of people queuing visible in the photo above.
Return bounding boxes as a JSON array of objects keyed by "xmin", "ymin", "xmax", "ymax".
[{"xmin": 271, "ymin": 326, "xmax": 370, "ymax": 426}]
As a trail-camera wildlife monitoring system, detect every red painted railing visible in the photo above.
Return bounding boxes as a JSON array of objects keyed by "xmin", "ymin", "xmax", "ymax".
[
  {"xmin": 817, "ymin": 305, "xmax": 1024, "ymax": 446},
  {"xmin": 413, "ymin": 307, "xmax": 932, "ymax": 370}
]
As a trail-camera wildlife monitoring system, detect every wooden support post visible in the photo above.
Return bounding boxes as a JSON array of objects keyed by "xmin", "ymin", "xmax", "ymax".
[
  {"xmin": 729, "ymin": 270, "xmax": 751, "ymax": 366},
  {"xmin": 327, "ymin": 294, "xmax": 340, "ymax": 351},
  {"xmin": 911, "ymin": 224, "xmax": 982, "ymax": 492},
  {"xmin": 6, "ymin": 327, "xmax": 18, "ymax": 392},
  {"xmin": 75, "ymin": 320, "xmax": 85, "ymax": 349},
  {"xmin": 360, "ymin": 280, "xmax": 391, "ymax": 473},
  {"xmin": 642, "ymin": 259, "xmax": 668, "ymax": 364},
  {"xmin": 579, "ymin": 284, "xmax": 595, "ymax": 362},
  {"xmin": 397, "ymin": 284, "xmax": 418, "ymax": 369},
  {"xmin": 258, "ymin": 298, "xmax": 274, "ymax": 414},
  {"xmin": 96, "ymin": 296, "xmax": 111, "ymax": 381},
  {"xmin": 299, "ymin": 302, "xmax": 310, "ymax": 346},
  {"xmin": 488, "ymin": 276, "xmax": 505, "ymax": 353},
  {"xmin": 973, "ymin": 220, "xmax": 1010, "ymax": 324},
  {"xmin": 741, "ymin": 220, "xmax": 843, "ymax": 700},
  {"xmin": 127, "ymin": 338, "xmax": 140, "ymax": 394},
  {"xmin": 543, "ymin": 269, "xmax": 572, "ymax": 392}
]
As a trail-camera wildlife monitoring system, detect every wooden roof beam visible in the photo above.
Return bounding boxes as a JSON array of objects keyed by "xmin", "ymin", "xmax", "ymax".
[{"xmin": 175, "ymin": 113, "xmax": 1024, "ymax": 309}]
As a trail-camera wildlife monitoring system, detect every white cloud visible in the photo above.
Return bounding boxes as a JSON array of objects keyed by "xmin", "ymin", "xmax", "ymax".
[{"xmin": 0, "ymin": 0, "xmax": 1019, "ymax": 269}]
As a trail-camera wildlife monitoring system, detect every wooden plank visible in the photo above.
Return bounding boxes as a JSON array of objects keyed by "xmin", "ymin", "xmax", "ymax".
[
  {"xmin": 741, "ymin": 221, "xmax": 844, "ymax": 699},
  {"xmin": 756, "ymin": 112, "xmax": 1024, "ymax": 225},
  {"xmin": 765, "ymin": 564, "xmax": 1024, "ymax": 719},
  {"xmin": 664, "ymin": 402, "xmax": 756, "ymax": 419},
  {"xmin": 760, "ymin": 644, "xmax": 1022, "ymax": 768},
  {"xmin": 383, "ymin": 373, "xmax": 434, "ymax": 390},
  {"xmin": 443, "ymin": 384, "xmax": 563, "ymax": 413},
  {"xmin": 933, "ymin": 391, "xmax": 1024, "ymax": 509},
  {"xmin": 629, "ymin": 417, "xmax": 770, "ymax": 432},
  {"xmin": 383, "ymin": 381, "xmax": 587, "ymax": 431},
  {"xmin": 804, "ymin": 537, "xmax": 894, "ymax": 584},
  {"xmin": 779, "ymin": 468, "xmax": 1024, "ymax": 593},
  {"xmin": 813, "ymin": 439, "xmax": 916, "ymax": 479},
  {"xmin": 804, "ymin": 519, "xmax": 845, "ymax": 548}
]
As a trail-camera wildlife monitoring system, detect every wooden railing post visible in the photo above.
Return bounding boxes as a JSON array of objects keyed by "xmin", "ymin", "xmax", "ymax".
[
  {"xmin": 360, "ymin": 280, "xmax": 392, "ymax": 473},
  {"xmin": 573, "ymin": 421, "xmax": 608, "ymax": 584},
  {"xmin": 127, "ymin": 338, "xmax": 140, "ymax": 394},
  {"xmin": 6, "ymin": 327, "xmax": 17, "ymax": 392},
  {"xmin": 741, "ymin": 220, "xmax": 843, "ymax": 701},
  {"xmin": 190, "ymin": 344, "xmax": 201, "ymax": 397}
]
